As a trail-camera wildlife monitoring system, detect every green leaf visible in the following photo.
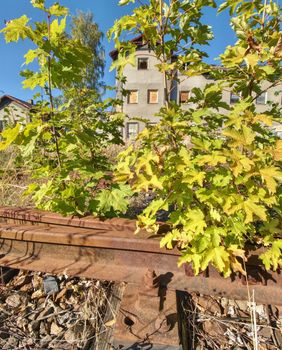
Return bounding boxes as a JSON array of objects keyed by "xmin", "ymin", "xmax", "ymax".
[
  {"xmin": 50, "ymin": 17, "xmax": 67, "ymax": 40},
  {"xmin": 30, "ymin": 0, "xmax": 45, "ymax": 10},
  {"xmin": 0, "ymin": 124, "xmax": 20, "ymax": 150},
  {"xmin": 97, "ymin": 185, "xmax": 131, "ymax": 214},
  {"xmin": 260, "ymin": 240, "xmax": 282, "ymax": 271},
  {"xmin": 48, "ymin": 3, "xmax": 69, "ymax": 16},
  {"xmin": 184, "ymin": 209, "xmax": 207, "ymax": 234},
  {"xmin": 1, "ymin": 15, "xmax": 31, "ymax": 42}
]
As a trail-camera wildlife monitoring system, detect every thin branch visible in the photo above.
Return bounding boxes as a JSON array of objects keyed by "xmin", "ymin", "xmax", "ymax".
[
  {"xmin": 47, "ymin": 13, "xmax": 62, "ymax": 170},
  {"xmin": 251, "ymin": 81, "xmax": 280, "ymax": 103}
]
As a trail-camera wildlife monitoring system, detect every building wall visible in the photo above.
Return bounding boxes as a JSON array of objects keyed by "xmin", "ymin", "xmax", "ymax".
[
  {"xmin": 117, "ymin": 50, "xmax": 282, "ymax": 139},
  {"xmin": 0, "ymin": 101, "xmax": 30, "ymax": 131},
  {"xmin": 177, "ymin": 73, "xmax": 282, "ymax": 114},
  {"xmin": 120, "ymin": 48, "xmax": 164, "ymax": 138}
]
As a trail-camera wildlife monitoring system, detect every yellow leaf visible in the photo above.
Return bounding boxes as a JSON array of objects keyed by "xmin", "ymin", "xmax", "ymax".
[
  {"xmin": 244, "ymin": 53, "xmax": 259, "ymax": 69},
  {"xmin": 50, "ymin": 17, "xmax": 66, "ymax": 42},
  {"xmin": 253, "ymin": 114, "xmax": 273, "ymax": 126},
  {"xmin": 223, "ymin": 126, "xmax": 255, "ymax": 146},
  {"xmin": 197, "ymin": 152, "xmax": 226, "ymax": 166},
  {"xmin": 182, "ymin": 170, "xmax": 205, "ymax": 186},
  {"xmin": 243, "ymin": 199, "xmax": 267, "ymax": 223},
  {"xmin": 260, "ymin": 167, "xmax": 282, "ymax": 194},
  {"xmin": 273, "ymin": 140, "xmax": 282, "ymax": 161},
  {"xmin": 231, "ymin": 258, "xmax": 246, "ymax": 275},
  {"xmin": 0, "ymin": 124, "xmax": 20, "ymax": 150},
  {"xmin": 210, "ymin": 208, "xmax": 221, "ymax": 222},
  {"xmin": 104, "ymin": 318, "xmax": 116, "ymax": 327},
  {"xmin": 0, "ymin": 15, "xmax": 31, "ymax": 42}
]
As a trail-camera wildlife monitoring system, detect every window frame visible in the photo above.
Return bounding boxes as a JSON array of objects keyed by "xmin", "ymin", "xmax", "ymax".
[
  {"xmin": 127, "ymin": 90, "xmax": 138, "ymax": 104},
  {"xmin": 230, "ymin": 92, "xmax": 240, "ymax": 104},
  {"xmin": 256, "ymin": 91, "xmax": 268, "ymax": 105},
  {"xmin": 147, "ymin": 89, "xmax": 159, "ymax": 104},
  {"xmin": 137, "ymin": 57, "xmax": 149, "ymax": 70},
  {"xmin": 182, "ymin": 63, "xmax": 189, "ymax": 71},
  {"xmin": 179, "ymin": 90, "xmax": 190, "ymax": 104},
  {"xmin": 126, "ymin": 122, "xmax": 139, "ymax": 139}
]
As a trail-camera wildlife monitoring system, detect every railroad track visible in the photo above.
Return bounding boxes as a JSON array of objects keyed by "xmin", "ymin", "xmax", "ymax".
[{"xmin": 0, "ymin": 206, "xmax": 281, "ymax": 349}]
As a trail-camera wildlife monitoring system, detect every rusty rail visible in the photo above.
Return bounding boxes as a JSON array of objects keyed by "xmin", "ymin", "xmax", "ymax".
[{"xmin": 0, "ymin": 206, "xmax": 281, "ymax": 306}]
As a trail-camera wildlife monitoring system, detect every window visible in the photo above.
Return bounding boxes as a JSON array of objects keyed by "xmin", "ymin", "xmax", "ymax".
[
  {"xmin": 256, "ymin": 92, "xmax": 267, "ymax": 105},
  {"xmin": 230, "ymin": 92, "xmax": 240, "ymax": 104},
  {"xmin": 126, "ymin": 122, "xmax": 139, "ymax": 139},
  {"xmin": 182, "ymin": 63, "xmax": 189, "ymax": 71},
  {"xmin": 148, "ymin": 90, "xmax": 159, "ymax": 104},
  {"xmin": 179, "ymin": 91, "xmax": 190, "ymax": 104},
  {"xmin": 127, "ymin": 90, "xmax": 138, "ymax": 104},
  {"xmin": 138, "ymin": 58, "xmax": 148, "ymax": 70}
]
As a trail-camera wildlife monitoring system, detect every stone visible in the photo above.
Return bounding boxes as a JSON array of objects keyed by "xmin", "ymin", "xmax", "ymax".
[
  {"xmin": 27, "ymin": 312, "xmax": 38, "ymax": 321},
  {"xmin": 28, "ymin": 320, "xmax": 40, "ymax": 333},
  {"xmin": 37, "ymin": 306, "xmax": 54, "ymax": 320},
  {"xmin": 5, "ymin": 293, "xmax": 22, "ymax": 308},
  {"xmin": 13, "ymin": 275, "xmax": 32, "ymax": 289},
  {"xmin": 16, "ymin": 317, "xmax": 28, "ymax": 329},
  {"xmin": 55, "ymin": 287, "xmax": 68, "ymax": 302},
  {"xmin": 31, "ymin": 289, "xmax": 45, "ymax": 299},
  {"xmin": 2, "ymin": 337, "xmax": 18, "ymax": 349},
  {"xmin": 0, "ymin": 331, "xmax": 9, "ymax": 340},
  {"xmin": 50, "ymin": 322, "xmax": 63, "ymax": 336},
  {"xmin": 32, "ymin": 274, "xmax": 43, "ymax": 289},
  {"xmin": 40, "ymin": 335, "xmax": 52, "ymax": 347},
  {"xmin": 43, "ymin": 276, "xmax": 59, "ymax": 295},
  {"xmin": 39, "ymin": 321, "xmax": 48, "ymax": 336},
  {"xmin": 20, "ymin": 282, "xmax": 33, "ymax": 292},
  {"xmin": 64, "ymin": 328, "xmax": 76, "ymax": 344}
]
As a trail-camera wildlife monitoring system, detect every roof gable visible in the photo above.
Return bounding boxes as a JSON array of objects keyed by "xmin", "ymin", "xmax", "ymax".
[
  {"xmin": 109, "ymin": 35, "xmax": 146, "ymax": 60},
  {"xmin": 0, "ymin": 95, "xmax": 32, "ymax": 110}
]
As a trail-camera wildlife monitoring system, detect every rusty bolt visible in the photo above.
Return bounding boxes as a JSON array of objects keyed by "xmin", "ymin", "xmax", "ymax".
[{"xmin": 143, "ymin": 269, "xmax": 158, "ymax": 289}]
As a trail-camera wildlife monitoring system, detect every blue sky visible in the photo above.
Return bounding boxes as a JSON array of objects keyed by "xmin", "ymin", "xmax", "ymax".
[{"xmin": 0, "ymin": 0, "xmax": 236, "ymax": 101}]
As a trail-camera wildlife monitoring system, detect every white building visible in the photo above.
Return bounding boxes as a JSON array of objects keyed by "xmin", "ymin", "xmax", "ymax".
[
  {"xmin": 0, "ymin": 95, "xmax": 32, "ymax": 131},
  {"xmin": 110, "ymin": 37, "xmax": 282, "ymax": 140}
]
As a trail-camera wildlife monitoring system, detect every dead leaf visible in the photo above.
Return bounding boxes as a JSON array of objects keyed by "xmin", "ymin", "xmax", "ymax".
[{"xmin": 104, "ymin": 318, "xmax": 116, "ymax": 327}]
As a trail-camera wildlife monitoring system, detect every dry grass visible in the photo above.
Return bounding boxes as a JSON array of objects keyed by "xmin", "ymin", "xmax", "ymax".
[
  {"xmin": 0, "ymin": 148, "xmax": 33, "ymax": 207},
  {"xmin": 183, "ymin": 293, "xmax": 282, "ymax": 350},
  {"xmin": 102, "ymin": 143, "xmax": 127, "ymax": 165}
]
